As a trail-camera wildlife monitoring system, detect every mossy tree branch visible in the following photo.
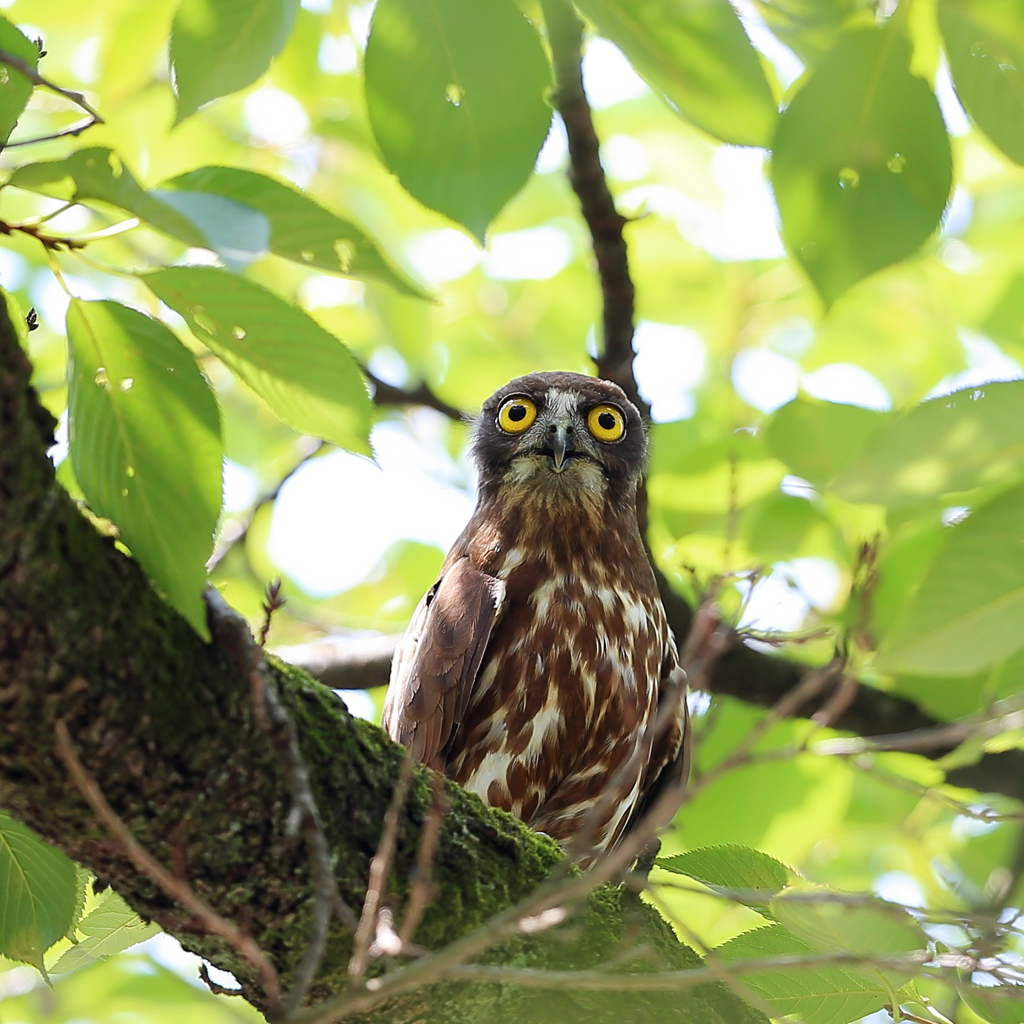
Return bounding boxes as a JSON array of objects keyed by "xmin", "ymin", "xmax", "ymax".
[{"xmin": 0, "ymin": 299, "xmax": 764, "ymax": 1024}]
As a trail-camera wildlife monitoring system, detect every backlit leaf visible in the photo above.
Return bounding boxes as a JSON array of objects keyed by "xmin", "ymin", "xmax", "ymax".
[
  {"xmin": 162, "ymin": 166, "xmax": 426, "ymax": 296},
  {"xmin": 144, "ymin": 266, "xmax": 372, "ymax": 454},
  {"xmin": 877, "ymin": 482, "xmax": 1024, "ymax": 675},
  {"xmin": 574, "ymin": 0, "xmax": 777, "ymax": 146},
  {"xmin": 171, "ymin": 0, "xmax": 299, "ymax": 123},
  {"xmin": 715, "ymin": 924, "xmax": 888, "ymax": 1024},
  {"xmin": 0, "ymin": 813, "xmax": 77, "ymax": 971},
  {"xmin": 364, "ymin": 0, "xmax": 552, "ymax": 241},
  {"xmin": 0, "ymin": 16, "xmax": 39, "ymax": 147},
  {"xmin": 51, "ymin": 891, "xmax": 160, "ymax": 974},
  {"xmin": 771, "ymin": 28, "xmax": 952, "ymax": 305},
  {"xmin": 657, "ymin": 844, "xmax": 789, "ymax": 910},
  {"xmin": 939, "ymin": 0, "xmax": 1024, "ymax": 166},
  {"xmin": 67, "ymin": 300, "xmax": 222, "ymax": 638}
]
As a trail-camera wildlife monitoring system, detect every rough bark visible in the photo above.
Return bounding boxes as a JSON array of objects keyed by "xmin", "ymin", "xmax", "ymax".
[{"xmin": 0, "ymin": 299, "xmax": 764, "ymax": 1023}]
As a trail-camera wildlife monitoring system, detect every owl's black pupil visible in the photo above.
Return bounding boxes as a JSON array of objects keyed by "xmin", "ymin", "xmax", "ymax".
[
  {"xmin": 598, "ymin": 411, "xmax": 616, "ymax": 430},
  {"xmin": 508, "ymin": 404, "xmax": 527, "ymax": 422}
]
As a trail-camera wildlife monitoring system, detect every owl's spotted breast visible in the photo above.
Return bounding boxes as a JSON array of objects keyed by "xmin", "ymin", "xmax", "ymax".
[{"xmin": 382, "ymin": 371, "xmax": 688, "ymax": 861}]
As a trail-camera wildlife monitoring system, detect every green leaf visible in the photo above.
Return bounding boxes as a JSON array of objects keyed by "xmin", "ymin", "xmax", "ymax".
[
  {"xmin": 144, "ymin": 266, "xmax": 372, "ymax": 454},
  {"xmin": 833, "ymin": 381, "xmax": 1024, "ymax": 506},
  {"xmin": 51, "ymin": 890, "xmax": 160, "ymax": 974},
  {"xmin": 960, "ymin": 982, "xmax": 1024, "ymax": 1024},
  {"xmin": 715, "ymin": 924, "xmax": 888, "ymax": 1024},
  {"xmin": 0, "ymin": 16, "xmax": 39, "ymax": 147},
  {"xmin": 170, "ymin": 0, "xmax": 299, "ymax": 123},
  {"xmin": 877, "ymin": 482, "xmax": 1024, "ymax": 675},
  {"xmin": 983, "ymin": 272, "xmax": 1024, "ymax": 350},
  {"xmin": 771, "ymin": 28, "xmax": 952, "ymax": 305},
  {"xmin": 657, "ymin": 843, "xmax": 789, "ymax": 910},
  {"xmin": 939, "ymin": 0, "xmax": 1024, "ymax": 166},
  {"xmin": 0, "ymin": 813, "xmax": 78, "ymax": 971},
  {"xmin": 67, "ymin": 300, "xmax": 223, "ymax": 638},
  {"xmin": 364, "ymin": 0, "xmax": 552, "ymax": 241},
  {"xmin": 573, "ymin": 0, "xmax": 777, "ymax": 147},
  {"xmin": 765, "ymin": 396, "xmax": 886, "ymax": 487},
  {"xmin": 162, "ymin": 166, "xmax": 427, "ymax": 297},
  {"xmin": 751, "ymin": 0, "xmax": 877, "ymax": 66}
]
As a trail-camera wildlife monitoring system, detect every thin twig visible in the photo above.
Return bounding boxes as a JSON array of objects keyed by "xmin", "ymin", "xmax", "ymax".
[
  {"xmin": 349, "ymin": 752, "xmax": 414, "ymax": 980},
  {"xmin": 0, "ymin": 219, "xmax": 84, "ymax": 251},
  {"xmin": 398, "ymin": 772, "xmax": 448, "ymax": 946},
  {"xmin": 0, "ymin": 46, "xmax": 104, "ymax": 122},
  {"xmin": 54, "ymin": 718, "xmax": 284, "ymax": 1013},
  {"xmin": 199, "ymin": 961, "xmax": 244, "ymax": 997},
  {"xmin": 258, "ymin": 578, "xmax": 286, "ymax": 649},
  {"xmin": 361, "ymin": 365, "xmax": 464, "ymax": 422}
]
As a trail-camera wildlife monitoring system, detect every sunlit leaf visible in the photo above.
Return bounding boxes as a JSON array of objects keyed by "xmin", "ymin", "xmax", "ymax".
[
  {"xmin": 771, "ymin": 28, "xmax": 952, "ymax": 305},
  {"xmin": 67, "ymin": 300, "xmax": 223, "ymax": 638},
  {"xmin": 51, "ymin": 891, "xmax": 160, "ymax": 974},
  {"xmin": 877, "ymin": 482, "xmax": 1024, "ymax": 675},
  {"xmin": 0, "ymin": 813, "xmax": 77, "ymax": 971},
  {"xmin": 171, "ymin": 0, "xmax": 299, "ymax": 123},
  {"xmin": 574, "ymin": 0, "xmax": 777, "ymax": 146},
  {"xmin": 144, "ymin": 266, "xmax": 372, "ymax": 454},
  {"xmin": 0, "ymin": 16, "xmax": 39, "ymax": 147},
  {"xmin": 162, "ymin": 166, "xmax": 427, "ymax": 296},
  {"xmin": 833, "ymin": 381, "xmax": 1024, "ymax": 505},
  {"xmin": 715, "ymin": 924, "xmax": 888, "ymax": 1024},
  {"xmin": 939, "ymin": 0, "xmax": 1024, "ymax": 166},
  {"xmin": 657, "ymin": 844, "xmax": 789, "ymax": 911},
  {"xmin": 364, "ymin": 0, "xmax": 552, "ymax": 241},
  {"xmin": 765, "ymin": 397, "xmax": 886, "ymax": 487},
  {"xmin": 751, "ymin": 0, "xmax": 876, "ymax": 66}
]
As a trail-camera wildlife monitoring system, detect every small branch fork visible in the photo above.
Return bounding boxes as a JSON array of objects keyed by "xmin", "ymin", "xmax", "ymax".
[
  {"xmin": 0, "ymin": 46, "xmax": 104, "ymax": 148},
  {"xmin": 0, "ymin": 219, "xmax": 85, "ymax": 252}
]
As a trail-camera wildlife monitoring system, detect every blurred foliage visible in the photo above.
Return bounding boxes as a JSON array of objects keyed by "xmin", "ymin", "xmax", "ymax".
[{"xmin": 5, "ymin": 0, "xmax": 1024, "ymax": 1020}]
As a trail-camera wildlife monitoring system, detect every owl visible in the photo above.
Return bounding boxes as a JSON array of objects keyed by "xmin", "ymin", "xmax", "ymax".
[{"xmin": 382, "ymin": 371, "xmax": 688, "ymax": 859}]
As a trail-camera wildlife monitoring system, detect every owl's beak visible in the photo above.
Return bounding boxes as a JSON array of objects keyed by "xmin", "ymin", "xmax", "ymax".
[{"xmin": 550, "ymin": 422, "xmax": 572, "ymax": 473}]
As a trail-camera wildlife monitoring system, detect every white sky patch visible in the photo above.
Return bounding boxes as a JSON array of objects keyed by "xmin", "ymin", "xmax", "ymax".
[
  {"xmin": 47, "ymin": 411, "xmax": 68, "ymax": 467},
  {"xmin": 927, "ymin": 330, "xmax": 1024, "ymax": 398},
  {"xmin": 801, "ymin": 363, "xmax": 892, "ymax": 410},
  {"xmin": 244, "ymin": 86, "xmax": 310, "ymax": 147},
  {"xmin": 739, "ymin": 558, "xmax": 840, "ymax": 632},
  {"xmin": 582, "ymin": 38, "xmax": 649, "ymax": 109},
  {"xmin": 0, "ymin": 248, "xmax": 26, "ymax": 290},
  {"xmin": 268, "ymin": 417, "xmax": 473, "ymax": 596},
  {"xmin": 602, "ymin": 134, "xmax": 650, "ymax": 181},
  {"xmin": 484, "ymin": 226, "xmax": 573, "ymax": 280},
  {"xmin": 942, "ymin": 186, "xmax": 974, "ymax": 238},
  {"xmin": 781, "ymin": 475, "xmax": 816, "ymax": 500},
  {"xmin": 406, "ymin": 229, "xmax": 481, "ymax": 285},
  {"xmin": 936, "ymin": 59, "xmax": 971, "ymax": 136},
  {"xmin": 732, "ymin": 348, "xmax": 800, "ymax": 412},
  {"xmin": 300, "ymin": 275, "xmax": 365, "ymax": 309},
  {"xmin": 301, "ymin": 0, "xmax": 330, "ymax": 11},
  {"xmin": 873, "ymin": 871, "xmax": 925, "ymax": 908},
  {"xmin": 222, "ymin": 459, "xmax": 258, "ymax": 513},
  {"xmin": 367, "ymin": 346, "xmax": 409, "ymax": 387},
  {"xmin": 336, "ymin": 688, "xmax": 376, "ymax": 720},
  {"xmin": 731, "ymin": 0, "xmax": 804, "ymax": 89},
  {"xmin": 708, "ymin": 147, "xmax": 785, "ymax": 260},
  {"xmin": 633, "ymin": 320, "xmax": 705, "ymax": 421},
  {"xmin": 535, "ymin": 116, "xmax": 568, "ymax": 174},
  {"xmin": 70, "ymin": 36, "xmax": 101, "ymax": 83},
  {"xmin": 348, "ymin": 1, "xmax": 376, "ymax": 49},
  {"xmin": 137, "ymin": 933, "xmax": 239, "ymax": 991},
  {"xmin": 319, "ymin": 33, "xmax": 358, "ymax": 75}
]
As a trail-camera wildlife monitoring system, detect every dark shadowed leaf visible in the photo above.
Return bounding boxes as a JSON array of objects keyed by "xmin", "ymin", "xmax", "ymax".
[
  {"xmin": 715, "ymin": 924, "xmax": 888, "ymax": 1024},
  {"xmin": 771, "ymin": 29, "xmax": 952, "ymax": 305},
  {"xmin": 0, "ymin": 16, "xmax": 39, "ymax": 147},
  {"xmin": 364, "ymin": 0, "xmax": 552, "ymax": 241},
  {"xmin": 833, "ymin": 381, "xmax": 1024, "ymax": 505},
  {"xmin": 171, "ymin": 0, "xmax": 299, "ymax": 123},
  {"xmin": 574, "ymin": 0, "xmax": 777, "ymax": 146},
  {"xmin": 877, "ymin": 482, "xmax": 1024, "ymax": 675},
  {"xmin": 162, "ymin": 166, "xmax": 426, "ymax": 296},
  {"xmin": 939, "ymin": 0, "xmax": 1024, "ymax": 167},
  {"xmin": 67, "ymin": 300, "xmax": 222, "ymax": 638},
  {"xmin": 0, "ymin": 813, "xmax": 77, "ymax": 971},
  {"xmin": 145, "ymin": 266, "xmax": 372, "ymax": 454}
]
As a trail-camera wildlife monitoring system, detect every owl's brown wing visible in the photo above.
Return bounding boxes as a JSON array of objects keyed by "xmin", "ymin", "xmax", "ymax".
[{"xmin": 382, "ymin": 557, "xmax": 506, "ymax": 769}]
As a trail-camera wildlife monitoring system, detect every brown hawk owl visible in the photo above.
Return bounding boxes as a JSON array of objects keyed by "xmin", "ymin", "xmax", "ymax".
[{"xmin": 383, "ymin": 371, "xmax": 688, "ymax": 858}]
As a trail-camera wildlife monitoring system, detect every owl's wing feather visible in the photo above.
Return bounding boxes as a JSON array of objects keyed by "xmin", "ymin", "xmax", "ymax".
[{"xmin": 383, "ymin": 557, "xmax": 505, "ymax": 768}]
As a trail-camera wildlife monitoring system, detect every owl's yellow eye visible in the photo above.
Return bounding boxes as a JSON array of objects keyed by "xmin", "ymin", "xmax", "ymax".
[
  {"xmin": 497, "ymin": 395, "xmax": 537, "ymax": 434},
  {"xmin": 587, "ymin": 404, "xmax": 626, "ymax": 442}
]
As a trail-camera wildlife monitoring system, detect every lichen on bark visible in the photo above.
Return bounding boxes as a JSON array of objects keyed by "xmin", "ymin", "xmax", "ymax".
[{"xmin": 0, "ymin": 294, "xmax": 764, "ymax": 1024}]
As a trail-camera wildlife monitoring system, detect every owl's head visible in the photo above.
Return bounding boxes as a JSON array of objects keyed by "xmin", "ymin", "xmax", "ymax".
[{"xmin": 472, "ymin": 371, "xmax": 647, "ymax": 507}]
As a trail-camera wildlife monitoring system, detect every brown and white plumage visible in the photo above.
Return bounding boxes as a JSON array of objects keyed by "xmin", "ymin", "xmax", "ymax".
[{"xmin": 383, "ymin": 371, "xmax": 688, "ymax": 858}]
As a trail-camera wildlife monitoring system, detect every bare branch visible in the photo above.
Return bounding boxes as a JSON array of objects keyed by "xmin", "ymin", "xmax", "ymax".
[
  {"xmin": 362, "ymin": 366, "xmax": 465, "ymax": 422},
  {"xmin": 274, "ymin": 634, "xmax": 400, "ymax": 691},
  {"xmin": 54, "ymin": 718, "xmax": 284, "ymax": 1014},
  {"xmin": 398, "ymin": 773, "xmax": 448, "ymax": 947}
]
